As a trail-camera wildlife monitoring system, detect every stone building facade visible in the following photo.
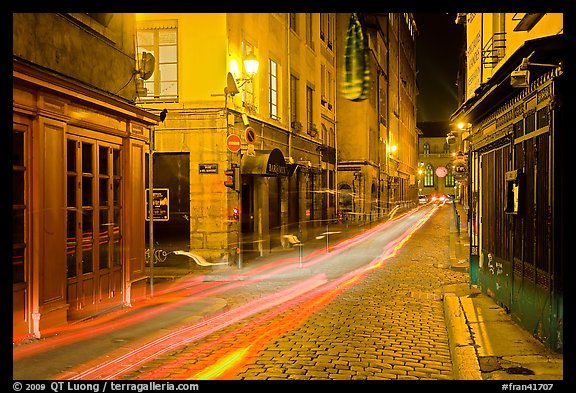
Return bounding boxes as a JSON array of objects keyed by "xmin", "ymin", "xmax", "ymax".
[
  {"xmin": 135, "ymin": 13, "xmax": 340, "ymax": 265},
  {"xmin": 336, "ymin": 13, "xmax": 419, "ymax": 223}
]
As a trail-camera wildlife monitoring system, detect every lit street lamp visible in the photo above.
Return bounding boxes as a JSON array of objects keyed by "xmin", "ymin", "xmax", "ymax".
[{"xmin": 223, "ymin": 53, "xmax": 259, "ymax": 269}]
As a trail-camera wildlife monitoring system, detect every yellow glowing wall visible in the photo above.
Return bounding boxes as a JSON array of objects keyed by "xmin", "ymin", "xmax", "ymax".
[{"xmin": 136, "ymin": 13, "xmax": 228, "ymax": 105}]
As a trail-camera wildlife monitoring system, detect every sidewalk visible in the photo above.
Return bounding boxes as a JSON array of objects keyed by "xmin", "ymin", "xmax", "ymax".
[{"xmin": 443, "ymin": 201, "xmax": 563, "ymax": 380}]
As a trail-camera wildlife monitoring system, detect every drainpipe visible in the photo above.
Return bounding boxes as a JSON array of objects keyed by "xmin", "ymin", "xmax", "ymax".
[
  {"xmin": 286, "ymin": 15, "xmax": 292, "ymax": 159},
  {"xmin": 286, "ymin": 15, "xmax": 296, "ymax": 241},
  {"xmin": 148, "ymin": 126, "xmax": 155, "ymax": 297},
  {"xmin": 397, "ymin": 16, "xmax": 401, "ymax": 203}
]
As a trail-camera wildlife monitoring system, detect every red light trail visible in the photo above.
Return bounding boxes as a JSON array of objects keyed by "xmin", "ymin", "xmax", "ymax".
[
  {"xmin": 14, "ymin": 205, "xmax": 438, "ymax": 380},
  {"xmin": 49, "ymin": 206, "xmax": 437, "ymax": 380}
]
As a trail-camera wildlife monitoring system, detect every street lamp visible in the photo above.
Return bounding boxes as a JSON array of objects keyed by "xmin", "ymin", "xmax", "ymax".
[
  {"xmin": 243, "ymin": 53, "xmax": 259, "ymax": 78},
  {"xmin": 226, "ymin": 54, "xmax": 260, "ymax": 95},
  {"xmin": 417, "ymin": 162, "xmax": 424, "ymax": 195},
  {"xmin": 457, "ymin": 122, "xmax": 471, "ymax": 131},
  {"xmin": 222, "ymin": 52, "xmax": 259, "ymax": 270},
  {"xmin": 447, "ymin": 122, "xmax": 471, "ymax": 152}
]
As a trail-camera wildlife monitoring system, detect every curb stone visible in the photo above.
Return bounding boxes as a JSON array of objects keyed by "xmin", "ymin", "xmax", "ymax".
[{"xmin": 443, "ymin": 292, "xmax": 482, "ymax": 380}]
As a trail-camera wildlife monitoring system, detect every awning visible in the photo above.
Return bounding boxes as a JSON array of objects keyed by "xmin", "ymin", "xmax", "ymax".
[{"xmin": 241, "ymin": 148, "xmax": 288, "ymax": 177}]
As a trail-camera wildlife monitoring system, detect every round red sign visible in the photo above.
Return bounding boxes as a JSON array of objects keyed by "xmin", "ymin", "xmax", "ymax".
[
  {"xmin": 227, "ymin": 134, "xmax": 242, "ymax": 153},
  {"xmin": 245, "ymin": 127, "xmax": 256, "ymax": 144},
  {"xmin": 436, "ymin": 166, "xmax": 447, "ymax": 178}
]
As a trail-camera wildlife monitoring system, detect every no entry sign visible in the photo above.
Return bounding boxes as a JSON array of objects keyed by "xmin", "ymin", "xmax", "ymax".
[{"xmin": 227, "ymin": 134, "xmax": 242, "ymax": 153}]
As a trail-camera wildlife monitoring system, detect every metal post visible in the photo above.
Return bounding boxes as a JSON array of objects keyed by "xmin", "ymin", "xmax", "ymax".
[
  {"xmin": 298, "ymin": 224, "xmax": 303, "ymax": 268},
  {"xmin": 224, "ymin": 90, "xmax": 243, "ymax": 270},
  {"xmin": 238, "ymin": 174, "xmax": 243, "ymax": 270},
  {"xmin": 326, "ymin": 221, "xmax": 329, "ymax": 253},
  {"xmin": 148, "ymin": 127, "xmax": 155, "ymax": 298}
]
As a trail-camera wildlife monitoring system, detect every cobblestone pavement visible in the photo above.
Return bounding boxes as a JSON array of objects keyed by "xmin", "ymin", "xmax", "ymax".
[
  {"xmin": 118, "ymin": 205, "xmax": 469, "ymax": 381},
  {"xmin": 234, "ymin": 205, "xmax": 468, "ymax": 380}
]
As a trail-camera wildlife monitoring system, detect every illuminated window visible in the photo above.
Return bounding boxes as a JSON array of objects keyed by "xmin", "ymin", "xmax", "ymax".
[
  {"xmin": 136, "ymin": 21, "xmax": 178, "ymax": 101},
  {"xmin": 423, "ymin": 143, "xmax": 430, "ymax": 156},
  {"xmin": 445, "ymin": 165, "xmax": 455, "ymax": 187},
  {"xmin": 424, "ymin": 163, "xmax": 434, "ymax": 187},
  {"xmin": 269, "ymin": 59, "xmax": 279, "ymax": 120}
]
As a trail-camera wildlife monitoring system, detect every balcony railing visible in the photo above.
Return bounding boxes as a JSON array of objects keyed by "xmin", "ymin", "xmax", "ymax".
[
  {"xmin": 421, "ymin": 152, "xmax": 452, "ymax": 158},
  {"xmin": 482, "ymin": 32, "xmax": 506, "ymax": 68}
]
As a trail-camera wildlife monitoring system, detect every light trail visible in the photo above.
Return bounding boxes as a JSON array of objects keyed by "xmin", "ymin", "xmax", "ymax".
[
  {"xmin": 61, "ymin": 274, "xmax": 329, "ymax": 380},
  {"xmin": 180, "ymin": 207, "xmax": 438, "ymax": 380},
  {"xmin": 13, "ymin": 275, "xmax": 218, "ymax": 359},
  {"xmin": 25, "ymin": 205, "xmax": 437, "ymax": 380},
  {"xmin": 131, "ymin": 206, "xmax": 440, "ymax": 380}
]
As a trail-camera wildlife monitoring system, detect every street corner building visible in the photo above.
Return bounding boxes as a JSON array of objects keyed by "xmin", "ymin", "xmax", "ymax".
[
  {"xmin": 13, "ymin": 13, "xmax": 161, "ymax": 339},
  {"xmin": 134, "ymin": 13, "xmax": 419, "ymax": 264}
]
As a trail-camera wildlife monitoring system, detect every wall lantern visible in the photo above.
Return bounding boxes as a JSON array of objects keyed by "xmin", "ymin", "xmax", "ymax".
[
  {"xmin": 225, "ymin": 53, "xmax": 259, "ymax": 96},
  {"xmin": 243, "ymin": 53, "xmax": 259, "ymax": 78}
]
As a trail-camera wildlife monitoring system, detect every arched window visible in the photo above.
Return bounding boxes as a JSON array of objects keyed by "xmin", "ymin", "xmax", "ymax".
[
  {"xmin": 423, "ymin": 143, "xmax": 430, "ymax": 156},
  {"xmin": 424, "ymin": 163, "xmax": 434, "ymax": 187},
  {"xmin": 445, "ymin": 164, "xmax": 455, "ymax": 187}
]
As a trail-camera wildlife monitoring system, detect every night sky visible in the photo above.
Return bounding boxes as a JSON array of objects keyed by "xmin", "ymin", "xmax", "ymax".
[{"xmin": 413, "ymin": 13, "xmax": 465, "ymax": 123}]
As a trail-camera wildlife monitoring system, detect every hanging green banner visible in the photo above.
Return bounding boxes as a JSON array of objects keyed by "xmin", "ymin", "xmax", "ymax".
[{"xmin": 342, "ymin": 13, "xmax": 370, "ymax": 101}]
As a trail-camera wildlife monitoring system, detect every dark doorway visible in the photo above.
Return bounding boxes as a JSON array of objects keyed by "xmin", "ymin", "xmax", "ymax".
[
  {"xmin": 145, "ymin": 152, "xmax": 190, "ymax": 267},
  {"xmin": 288, "ymin": 172, "xmax": 300, "ymax": 233},
  {"xmin": 269, "ymin": 177, "xmax": 282, "ymax": 249}
]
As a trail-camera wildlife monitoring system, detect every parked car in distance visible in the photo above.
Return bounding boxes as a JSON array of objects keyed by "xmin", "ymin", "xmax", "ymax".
[{"xmin": 429, "ymin": 192, "xmax": 448, "ymax": 205}]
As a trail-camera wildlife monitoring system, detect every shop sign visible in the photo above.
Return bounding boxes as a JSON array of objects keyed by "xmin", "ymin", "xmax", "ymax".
[{"xmin": 146, "ymin": 188, "xmax": 169, "ymax": 221}]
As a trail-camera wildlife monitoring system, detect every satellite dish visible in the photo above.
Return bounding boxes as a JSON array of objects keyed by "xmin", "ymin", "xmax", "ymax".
[
  {"xmin": 224, "ymin": 72, "xmax": 240, "ymax": 96},
  {"xmin": 137, "ymin": 52, "xmax": 155, "ymax": 81}
]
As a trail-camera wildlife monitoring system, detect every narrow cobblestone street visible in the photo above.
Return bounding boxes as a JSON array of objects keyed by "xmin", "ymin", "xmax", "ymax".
[
  {"xmin": 232, "ymin": 204, "xmax": 468, "ymax": 380},
  {"xmin": 113, "ymin": 205, "xmax": 469, "ymax": 381},
  {"xmin": 13, "ymin": 203, "xmax": 563, "ymax": 383}
]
